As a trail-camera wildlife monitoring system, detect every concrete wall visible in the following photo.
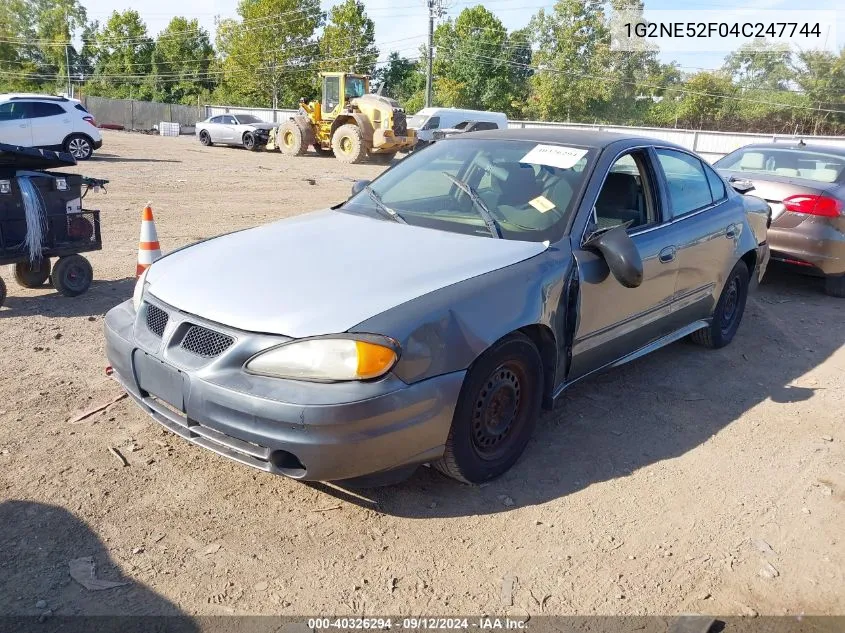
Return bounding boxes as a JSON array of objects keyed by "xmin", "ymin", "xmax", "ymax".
[{"xmin": 81, "ymin": 96, "xmax": 205, "ymax": 131}]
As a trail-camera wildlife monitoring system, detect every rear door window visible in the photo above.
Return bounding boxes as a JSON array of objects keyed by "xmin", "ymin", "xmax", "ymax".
[
  {"xmin": 30, "ymin": 102, "xmax": 65, "ymax": 118},
  {"xmin": 655, "ymin": 149, "xmax": 716, "ymax": 218}
]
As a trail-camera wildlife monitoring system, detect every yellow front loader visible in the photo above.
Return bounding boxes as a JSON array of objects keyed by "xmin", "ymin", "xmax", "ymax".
[{"xmin": 269, "ymin": 72, "xmax": 415, "ymax": 164}]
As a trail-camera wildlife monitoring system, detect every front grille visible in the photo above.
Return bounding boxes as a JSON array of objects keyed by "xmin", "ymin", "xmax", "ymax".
[
  {"xmin": 392, "ymin": 109, "xmax": 407, "ymax": 136},
  {"xmin": 146, "ymin": 304, "xmax": 168, "ymax": 337},
  {"xmin": 180, "ymin": 325, "xmax": 234, "ymax": 358}
]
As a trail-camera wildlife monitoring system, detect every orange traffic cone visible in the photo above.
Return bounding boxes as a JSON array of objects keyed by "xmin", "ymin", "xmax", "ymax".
[{"xmin": 137, "ymin": 203, "xmax": 162, "ymax": 277}]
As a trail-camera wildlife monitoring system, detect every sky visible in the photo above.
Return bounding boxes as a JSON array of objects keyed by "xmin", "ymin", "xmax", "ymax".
[{"xmin": 77, "ymin": 0, "xmax": 843, "ymax": 73}]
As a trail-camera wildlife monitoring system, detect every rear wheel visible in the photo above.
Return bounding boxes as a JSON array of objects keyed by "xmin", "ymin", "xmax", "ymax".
[
  {"xmin": 0, "ymin": 277, "xmax": 6, "ymax": 308},
  {"xmin": 51, "ymin": 255, "xmax": 93, "ymax": 297},
  {"xmin": 434, "ymin": 333, "xmax": 543, "ymax": 484},
  {"xmin": 13, "ymin": 258, "xmax": 51, "ymax": 288},
  {"xmin": 825, "ymin": 275, "xmax": 845, "ymax": 298},
  {"xmin": 331, "ymin": 124, "xmax": 366, "ymax": 164},
  {"xmin": 243, "ymin": 131, "xmax": 259, "ymax": 151},
  {"xmin": 64, "ymin": 134, "xmax": 93, "ymax": 160},
  {"xmin": 199, "ymin": 130, "xmax": 213, "ymax": 146},
  {"xmin": 690, "ymin": 260, "xmax": 750, "ymax": 349},
  {"xmin": 278, "ymin": 121, "xmax": 307, "ymax": 156}
]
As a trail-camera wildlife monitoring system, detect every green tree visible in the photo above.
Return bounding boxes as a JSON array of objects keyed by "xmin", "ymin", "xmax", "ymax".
[
  {"xmin": 151, "ymin": 17, "xmax": 215, "ymax": 104},
  {"xmin": 215, "ymin": 0, "xmax": 323, "ymax": 108},
  {"xmin": 87, "ymin": 10, "xmax": 154, "ymax": 99},
  {"xmin": 31, "ymin": 0, "xmax": 88, "ymax": 90},
  {"xmin": 318, "ymin": 0, "xmax": 377, "ymax": 75},
  {"xmin": 723, "ymin": 40, "xmax": 793, "ymax": 90},
  {"xmin": 373, "ymin": 52, "xmax": 424, "ymax": 105},
  {"xmin": 674, "ymin": 71, "xmax": 737, "ymax": 129},
  {"xmin": 432, "ymin": 6, "xmax": 525, "ymax": 115},
  {"xmin": 526, "ymin": 0, "xmax": 613, "ymax": 122},
  {"xmin": 792, "ymin": 48, "xmax": 845, "ymax": 134},
  {"xmin": 0, "ymin": 0, "xmax": 40, "ymax": 92}
]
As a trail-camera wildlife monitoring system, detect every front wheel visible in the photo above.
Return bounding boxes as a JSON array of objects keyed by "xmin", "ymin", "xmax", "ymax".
[
  {"xmin": 690, "ymin": 260, "xmax": 750, "ymax": 349},
  {"xmin": 278, "ymin": 121, "xmax": 307, "ymax": 156},
  {"xmin": 64, "ymin": 134, "xmax": 93, "ymax": 160},
  {"xmin": 199, "ymin": 130, "xmax": 213, "ymax": 146},
  {"xmin": 331, "ymin": 124, "xmax": 366, "ymax": 164},
  {"xmin": 13, "ymin": 259, "xmax": 51, "ymax": 288},
  {"xmin": 0, "ymin": 277, "xmax": 6, "ymax": 308},
  {"xmin": 434, "ymin": 333, "xmax": 543, "ymax": 484},
  {"xmin": 243, "ymin": 131, "xmax": 259, "ymax": 151},
  {"xmin": 51, "ymin": 255, "xmax": 93, "ymax": 297}
]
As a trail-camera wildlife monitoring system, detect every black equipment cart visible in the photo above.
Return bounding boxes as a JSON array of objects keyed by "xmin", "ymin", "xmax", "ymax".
[{"xmin": 0, "ymin": 144, "xmax": 107, "ymax": 308}]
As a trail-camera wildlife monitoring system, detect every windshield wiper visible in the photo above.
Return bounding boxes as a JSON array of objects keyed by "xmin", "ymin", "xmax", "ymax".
[
  {"xmin": 365, "ymin": 185, "xmax": 407, "ymax": 224},
  {"xmin": 441, "ymin": 172, "xmax": 502, "ymax": 239}
]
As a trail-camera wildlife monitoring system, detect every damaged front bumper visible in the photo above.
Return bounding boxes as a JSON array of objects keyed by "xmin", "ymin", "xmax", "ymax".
[{"xmin": 104, "ymin": 297, "xmax": 463, "ymax": 482}]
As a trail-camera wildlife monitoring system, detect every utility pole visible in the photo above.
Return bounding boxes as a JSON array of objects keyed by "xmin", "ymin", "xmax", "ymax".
[
  {"xmin": 65, "ymin": 9, "xmax": 72, "ymax": 97},
  {"xmin": 424, "ymin": 0, "xmax": 446, "ymax": 108}
]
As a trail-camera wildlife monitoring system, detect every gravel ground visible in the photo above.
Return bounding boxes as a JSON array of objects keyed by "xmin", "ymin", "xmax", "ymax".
[{"xmin": 1, "ymin": 131, "xmax": 843, "ymax": 620}]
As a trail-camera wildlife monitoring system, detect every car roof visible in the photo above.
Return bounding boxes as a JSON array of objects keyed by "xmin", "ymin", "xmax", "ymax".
[
  {"xmin": 453, "ymin": 127, "xmax": 682, "ymax": 150},
  {"xmin": 0, "ymin": 93, "xmax": 75, "ymax": 102},
  {"xmin": 730, "ymin": 142, "xmax": 845, "ymax": 156}
]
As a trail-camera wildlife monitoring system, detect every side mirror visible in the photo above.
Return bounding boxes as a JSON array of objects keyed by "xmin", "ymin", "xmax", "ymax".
[
  {"xmin": 351, "ymin": 179, "xmax": 370, "ymax": 196},
  {"xmin": 584, "ymin": 225, "xmax": 644, "ymax": 288},
  {"xmin": 728, "ymin": 176, "xmax": 755, "ymax": 194}
]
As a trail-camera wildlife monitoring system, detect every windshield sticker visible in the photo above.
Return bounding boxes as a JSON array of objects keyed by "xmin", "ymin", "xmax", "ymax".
[
  {"xmin": 520, "ymin": 144, "xmax": 588, "ymax": 170},
  {"xmin": 529, "ymin": 195, "xmax": 556, "ymax": 213}
]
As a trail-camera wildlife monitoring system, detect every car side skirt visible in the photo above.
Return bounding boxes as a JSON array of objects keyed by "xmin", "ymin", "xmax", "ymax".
[{"xmin": 551, "ymin": 318, "xmax": 710, "ymax": 403}]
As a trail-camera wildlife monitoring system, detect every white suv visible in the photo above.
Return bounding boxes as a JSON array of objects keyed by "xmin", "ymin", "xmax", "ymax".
[{"xmin": 0, "ymin": 94, "xmax": 103, "ymax": 160}]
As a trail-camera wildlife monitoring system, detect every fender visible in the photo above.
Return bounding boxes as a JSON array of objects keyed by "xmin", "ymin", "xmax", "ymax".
[
  {"xmin": 291, "ymin": 115, "xmax": 316, "ymax": 146},
  {"xmin": 329, "ymin": 113, "xmax": 374, "ymax": 143}
]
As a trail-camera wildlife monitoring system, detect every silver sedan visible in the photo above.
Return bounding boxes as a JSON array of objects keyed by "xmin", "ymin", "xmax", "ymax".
[{"xmin": 196, "ymin": 113, "xmax": 276, "ymax": 151}]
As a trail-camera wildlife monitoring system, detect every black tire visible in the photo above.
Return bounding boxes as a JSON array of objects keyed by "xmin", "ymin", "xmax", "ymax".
[
  {"xmin": 824, "ymin": 275, "xmax": 845, "ymax": 298},
  {"xmin": 278, "ymin": 121, "xmax": 307, "ymax": 156},
  {"xmin": 313, "ymin": 144, "xmax": 333, "ymax": 157},
  {"xmin": 51, "ymin": 255, "xmax": 93, "ymax": 297},
  {"xmin": 434, "ymin": 332, "xmax": 543, "ymax": 484},
  {"xmin": 199, "ymin": 130, "xmax": 213, "ymax": 146},
  {"xmin": 0, "ymin": 276, "xmax": 6, "ymax": 308},
  {"xmin": 64, "ymin": 134, "xmax": 93, "ymax": 160},
  {"xmin": 243, "ymin": 131, "xmax": 259, "ymax": 151},
  {"xmin": 690, "ymin": 260, "xmax": 750, "ymax": 349},
  {"xmin": 13, "ymin": 258, "xmax": 51, "ymax": 288},
  {"xmin": 331, "ymin": 124, "xmax": 366, "ymax": 164}
]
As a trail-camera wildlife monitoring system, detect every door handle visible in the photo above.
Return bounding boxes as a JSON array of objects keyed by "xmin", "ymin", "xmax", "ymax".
[
  {"xmin": 659, "ymin": 246, "xmax": 676, "ymax": 263},
  {"xmin": 725, "ymin": 224, "xmax": 738, "ymax": 239},
  {"xmin": 19, "ymin": 124, "xmax": 28, "ymax": 128}
]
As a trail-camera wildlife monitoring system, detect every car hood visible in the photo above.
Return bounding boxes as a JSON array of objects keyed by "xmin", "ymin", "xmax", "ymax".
[
  {"xmin": 249, "ymin": 123, "xmax": 276, "ymax": 131},
  {"xmin": 145, "ymin": 210, "xmax": 547, "ymax": 338}
]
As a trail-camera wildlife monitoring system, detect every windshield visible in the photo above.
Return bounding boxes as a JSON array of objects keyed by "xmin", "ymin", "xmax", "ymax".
[
  {"xmin": 716, "ymin": 147, "xmax": 845, "ymax": 184},
  {"xmin": 407, "ymin": 115, "xmax": 426, "ymax": 129},
  {"xmin": 236, "ymin": 114, "xmax": 262, "ymax": 124},
  {"xmin": 342, "ymin": 138, "xmax": 593, "ymax": 242},
  {"xmin": 345, "ymin": 76, "xmax": 366, "ymax": 99}
]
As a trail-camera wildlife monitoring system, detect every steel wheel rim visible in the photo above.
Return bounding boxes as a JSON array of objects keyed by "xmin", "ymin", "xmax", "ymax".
[
  {"xmin": 720, "ymin": 275, "xmax": 740, "ymax": 334},
  {"xmin": 64, "ymin": 263, "xmax": 88, "ymax": 292},
  {"xmin": 283, "ymin": 131, "xmax": 294, "ymax": 147},
  {"xmin": 471, "ymin": 362, "xmax": 526, "ymax": 461},
  {"xmin": 340, "ymin": 137, "xmax": 353, "ymax": 153},
  {"xmin": 68, "ymin": 138, "xmax": 90, "ymax": 158}
]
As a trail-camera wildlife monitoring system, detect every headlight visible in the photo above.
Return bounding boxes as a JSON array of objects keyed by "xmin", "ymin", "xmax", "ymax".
[
  {"xmin": 245, "ymin": 336, "xmax": 398, "ymax": 381},
  {"xmin": 132, "ymin": 267, "xmax": 149, "ymax": 312}
]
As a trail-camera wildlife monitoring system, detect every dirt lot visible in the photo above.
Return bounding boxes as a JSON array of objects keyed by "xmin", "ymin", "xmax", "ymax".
[{"xmin": 1, "ymin": 131, "xmax": 843, "ymax": 620}]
